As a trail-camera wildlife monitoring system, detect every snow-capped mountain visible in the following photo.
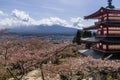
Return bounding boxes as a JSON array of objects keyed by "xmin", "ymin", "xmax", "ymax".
[{"xmin": 8, "ymin": 25, "xmax": 78, "ymax": 35}]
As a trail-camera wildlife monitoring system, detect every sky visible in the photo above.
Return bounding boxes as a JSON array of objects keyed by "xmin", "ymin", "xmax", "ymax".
[{"xmin": 0, "ymin": 0, "xmax": 120, "ymax": 29}]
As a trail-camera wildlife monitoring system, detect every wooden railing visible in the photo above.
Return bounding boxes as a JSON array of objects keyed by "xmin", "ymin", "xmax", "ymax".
[{"xmin": 93, "ymin": 45, "xmax": 120, "ymax": 53}]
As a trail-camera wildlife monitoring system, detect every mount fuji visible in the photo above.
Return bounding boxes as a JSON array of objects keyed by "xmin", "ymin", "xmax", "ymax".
[{"xmin": 7, "ymin": 25, "xmax": 78, "ymax": 35}]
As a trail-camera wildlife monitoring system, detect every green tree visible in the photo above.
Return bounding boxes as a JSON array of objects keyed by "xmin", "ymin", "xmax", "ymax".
[
  {"xmin": 93, "ymin": 32, "xmax": 96, "ymax": 37},
  {"xmin": 73, "ymin": 30, "xmax": 81, "ymax": 45},
  {"xmin": 82, "ymin": 31, "xmax": 92, "ymax": 38}
]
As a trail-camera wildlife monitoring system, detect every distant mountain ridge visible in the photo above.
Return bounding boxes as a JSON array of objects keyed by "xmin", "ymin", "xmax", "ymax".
[{"xmin": 7, "ymin": 25, "xmax": 78, "ymax": 35}]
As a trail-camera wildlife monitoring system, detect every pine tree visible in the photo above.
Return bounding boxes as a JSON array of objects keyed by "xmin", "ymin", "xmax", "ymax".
[
  {"xmin": 73, "ymin": 30, "xmax": 81, "ymax": 45},
  {"xmin": 93, "ymin": 32, "xmax": 96, "ymax": 37},
  {"xmin": 82, "ymin": 31, "xmax": 92, "ymax": 38}
]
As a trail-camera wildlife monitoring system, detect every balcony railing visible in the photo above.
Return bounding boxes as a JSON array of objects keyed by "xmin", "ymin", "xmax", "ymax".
[{"xmin": 93, "ymin": 45, "xmax": 120, "ymax": 53}]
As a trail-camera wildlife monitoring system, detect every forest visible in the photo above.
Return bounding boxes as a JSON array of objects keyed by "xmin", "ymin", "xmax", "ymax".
[{"xmin": 0, "ymin": 36, "xmax": 119, "ymax": 80}]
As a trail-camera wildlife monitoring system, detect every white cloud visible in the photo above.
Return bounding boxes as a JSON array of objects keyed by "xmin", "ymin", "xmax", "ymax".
[
  {"xmin": 0, "ymin": 18, "xmax": 31, "ymax": 28},
  {"xmin": 37, "ymin": 17, "xmax": 71, "ymax": 27},
  {"xmin": 71, "ymin": 17, "xmax": 83, "ymax": 23},
  {"xmin": 0, "ymin": 9, "xmax": 35, "ymax": 28},
  {"xmin": 0, "ymin": 10, "xmax": 6, "ymax": 16},
  {"xmin": 11, "ymin": 9, "xmax": 32, "ymax": 22},
  {"xmin": 70, "ymin": 17, "xmax": 85, "ymax": 29},
  {"xmin": 0, "ymin": 9, "xmax": 85, "ymax": 29}
]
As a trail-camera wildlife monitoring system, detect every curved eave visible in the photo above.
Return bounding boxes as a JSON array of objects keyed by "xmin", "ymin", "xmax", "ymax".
[
  {"xmin": 81, "ymin": 37, "xmax": 101, "ymax": 43},
  {"xmin": 84, "ymin": 7, "xmax": 120, "ymax": 19},
  {"xmin": 84, "ymin": 21, "xmax": 120, "ymax": 30},
  {"xmin": 84, "ymin": 7, "xmax": 106, "ymax": 19}
]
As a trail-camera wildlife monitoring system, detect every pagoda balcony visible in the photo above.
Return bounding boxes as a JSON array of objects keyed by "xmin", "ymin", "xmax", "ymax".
[
  {"xmin": 93, "ymin": 44, "xmax": 120, "ymax": 53},
  {"xmin": 92, "ymin": 46, "xmax": 107, "ymax": 53},
  {"xmin": 96, "ymin": 30, "xmax": 120, "ymax": 37},
  {"xmin": 93, "ymin": 48, "xmax": 120, "ymax": 53}
]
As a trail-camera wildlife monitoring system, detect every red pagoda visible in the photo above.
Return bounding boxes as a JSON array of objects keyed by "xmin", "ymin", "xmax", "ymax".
[{"xmin": 82, "ymin": 0, "xmax": 120, "ymax": 58}]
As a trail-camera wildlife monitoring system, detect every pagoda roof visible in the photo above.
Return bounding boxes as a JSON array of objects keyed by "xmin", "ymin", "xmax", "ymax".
[
  {"xmin": 84, "ymin": 7, "xmax": 120, "ymax": 19},
  {"xmin": 81, "ymin": 37, "xmax": 103, "ymax": 43},
  {"xmin": 79, "ymin": 49, "xmax": 104, "ymax": 59},
  {"xmin": 83, "ymin": 21, "xmax": 120, "ymax": 30},
  {"xmin": 82, "ymin": 37, "xmax": 120, "ymax": 44}
]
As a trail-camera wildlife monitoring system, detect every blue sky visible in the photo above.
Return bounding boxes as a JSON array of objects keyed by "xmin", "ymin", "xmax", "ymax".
[{"xmin": 0, "ymin": 0, "xmax": 120, "ymax": 29}]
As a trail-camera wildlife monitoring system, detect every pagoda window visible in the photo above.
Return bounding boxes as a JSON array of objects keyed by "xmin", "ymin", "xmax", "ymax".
[
  {"xmin": 104, "ymin": 17, "xmax": 107, "ymax": 20},
  {"xmin": 103, "ymin": 45, "xmax": 107, "ymax": 50},
  {"xmin": 99, "ymin": 43, "xmax": 102, "ymax": 46},
  {"xmin": 97, "ymin": 44, "xmax": 99, "ymax": 48},
  {"xmin": 100, "ymin": 25, "xmax": 103, "ymax": 28},
  {"xmin": 104, "ymin": 30, "xmax": 107, "ymax": 34},
  {"xmin": 98, "ymin": 31, "xmax": 101, "ymax": 35}
]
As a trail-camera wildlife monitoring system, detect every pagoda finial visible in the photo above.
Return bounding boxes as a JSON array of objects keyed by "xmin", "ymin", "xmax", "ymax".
[{"xmin": 106, "ymin": 0, "xmax": 115, "ymax": 9}]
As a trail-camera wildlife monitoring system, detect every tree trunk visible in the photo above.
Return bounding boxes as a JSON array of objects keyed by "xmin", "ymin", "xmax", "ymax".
[{"xmin": 40, "ymin": 64, "xmax": 45, "ymax": 80}]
